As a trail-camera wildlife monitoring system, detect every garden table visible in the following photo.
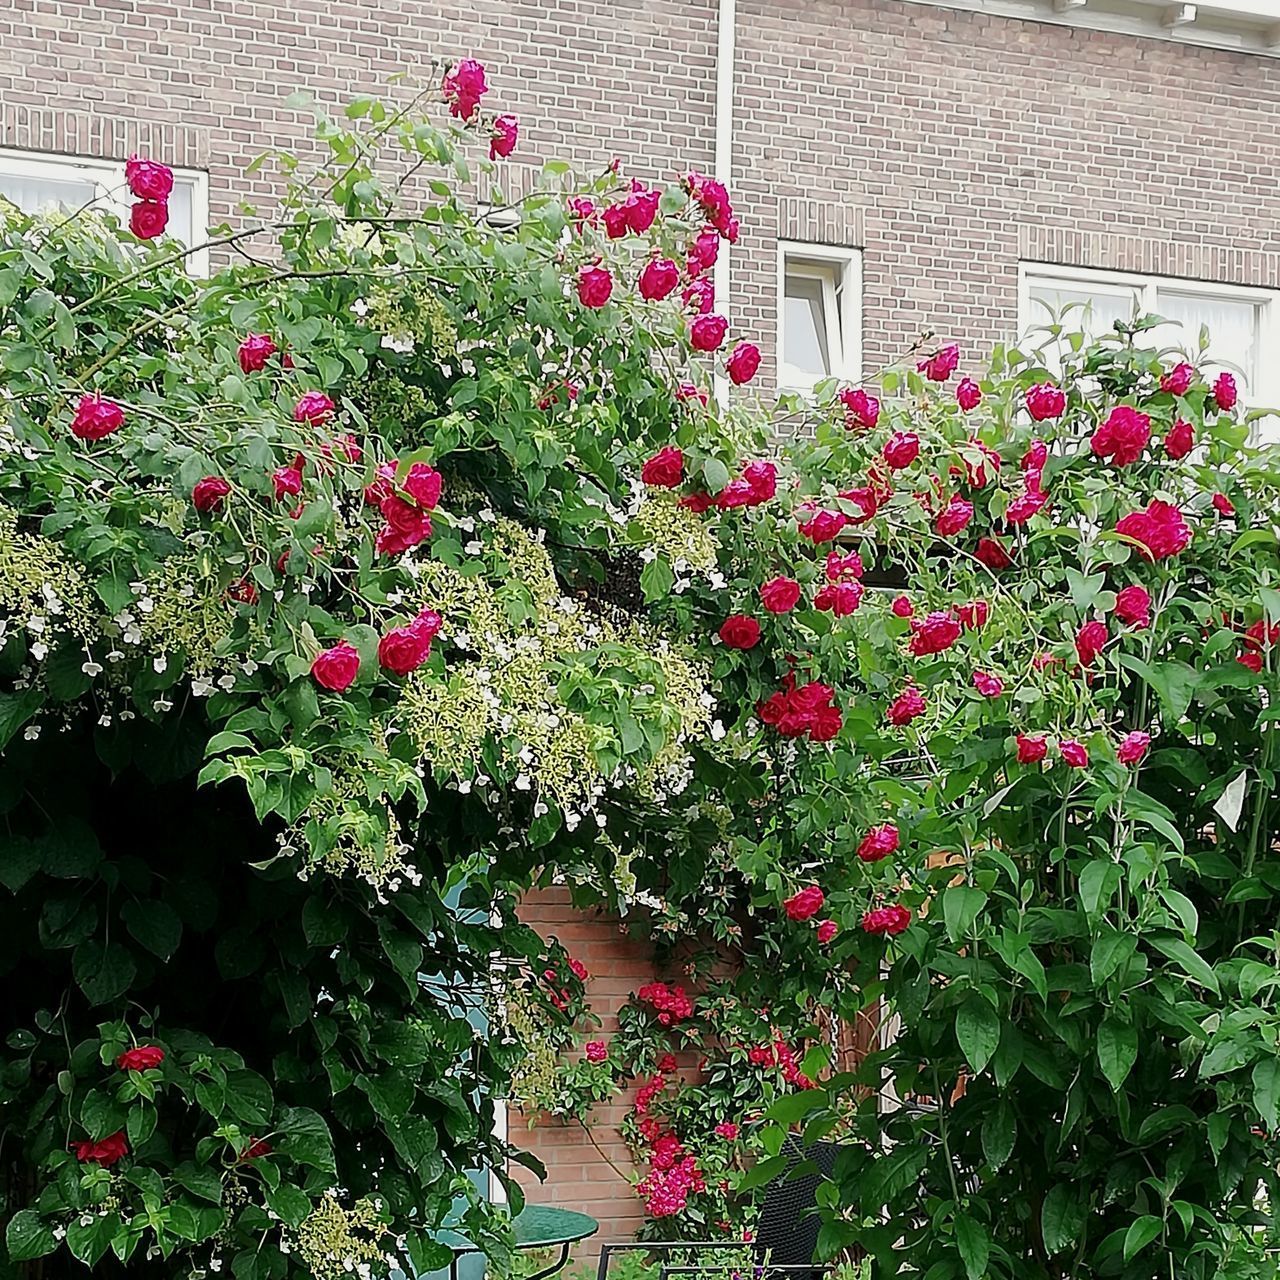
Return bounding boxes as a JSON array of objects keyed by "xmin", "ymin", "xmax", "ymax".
[{"xmin": 433, "ymin": 1205, "xmax": 598, "ymax": 1280}]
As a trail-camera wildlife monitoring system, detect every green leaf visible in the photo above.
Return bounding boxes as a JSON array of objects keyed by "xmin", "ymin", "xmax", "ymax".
[
  {"xmin": 1079, "ymin": 860, "xmax": 1122, "ymax": 917},
  {"xmin": 0, "ymin": 687, "xmax": 43, "ymax": 751},
  {"xmin": 264, "ymin": 1184, "xmax": 313, "ymax": 1228},
  {"xmin": 1041, "ymin": 1183, "xmax": 1087, "ymax": 1254},
  {"xmin": 1117, "ymin": 655, "xmax": 1199, "ymax": 721},
  {"xmin": 1091, "ymin": 931, "xmax": 1136, "ymax": 986},
  {"xmin": 1253, "ymin": 1057, "xmax": 1280, "ymax": 1130},
  {"xmin": 6, "ymin": 1209, "xmax": 56, "ymax": 1261},
  {"xmin": 1123, "ymin": 1215, "xmax": 1163, "ymax": 1261},
  {"xmin": 955, "ymin": 1215, "xmax": 989, "ymax": 1280},
  {"xmin": 639, "ymin": 555, "xmax": 674, "ymax": 603},
  {"xmin": 981, "ymin": 1100, "xmax": 1015, "ymax": 1170},
  {"xmin": 955, "ymin": 998, "xmax": 1000, "ymax": 1075},
  {"xmin": 702, "ymin": 457, "xmax": 731, "ymax": 491},
  {"xmin": 73, "ymin": 941, "xmax": 137, "ymax": 1005},
  {"xmin": 173, "ymin": 1161, "xmax": 223, "ymax": 1203},
  {"xmin": 1149, "ymin": 935, "xmax": 1220, "ymax": 994},
  {"xmin": 278, "ymin": 1106, "xmax": 336, "ymax": 1173},
  {"xmin": 1097, "ymin": 1017, "xmax": 1138, "ymax": 1091},
  {"xmin": 121, "ymin": 900, "xmax": 182, "ymax": 960},
  {"xmin": 65, "ymin": 1212, "xmax": 118, "ymax": 1267},
  {"xmin": 943, "ymin": 885, "xmax": 987, "ymax": 943}
]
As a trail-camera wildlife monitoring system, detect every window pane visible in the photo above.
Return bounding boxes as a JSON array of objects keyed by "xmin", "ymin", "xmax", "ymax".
[
  {"xmin": 167, "ymin": 179, "xmax": 196, "ymax": 247},
  {"xmin": 1027, "ymin": 283, "xmax": 1138, "ymax": 340},
  {"xmin": 1151, "ymin": 291, "xmax": 1258, "ymax": 390},
  {"xmin": 783, "ymin": 274, "xmax": 830, "ymax": 383},
  {"xmin": 0, "ymin": 172, "xmax": 97, "ymax": 214}
]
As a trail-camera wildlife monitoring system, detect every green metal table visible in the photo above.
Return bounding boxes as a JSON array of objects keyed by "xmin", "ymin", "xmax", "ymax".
[{"xmin": 434, "ymin": 1205, "xmax": 598, "ymax": 1280}]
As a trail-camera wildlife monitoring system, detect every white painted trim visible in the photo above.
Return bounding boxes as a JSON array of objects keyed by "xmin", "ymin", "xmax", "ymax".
[
  {"xmin": 777, "ymin": 240, "xmax": 863, "ymax": 395},
  {"xmin": 0, "ymin": 146, "xmax": 210, "ymax": 273},
  {"xmin": 900, "ymin": 0, "xmax": 1280, "ymax": 57},
  {"xmin": 713, "ymin": 0, "xmax": 735, "ymax": 406}
]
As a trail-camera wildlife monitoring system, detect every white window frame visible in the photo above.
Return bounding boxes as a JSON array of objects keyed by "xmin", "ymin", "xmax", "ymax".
[
  {"xmin": 0, "ymin": 147, "xmax": 210, "ymax": 273},
  {"xmin": 777, "ymin": 241, "xmax": 863, "ymax": 395},
  {"xmin": 1019, "ymin": 261, "xmax": 1280, "ymax": 410}
]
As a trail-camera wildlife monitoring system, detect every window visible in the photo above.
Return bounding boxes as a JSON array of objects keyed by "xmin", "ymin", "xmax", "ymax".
[
  {"xmin": 1020, "ymin": 264, "xmax": 1279, "ymax": 407},
  {"xmin": 0, "ymin": 149, "xmax": 209, "ymax": 271},
  {"xmin": 777, "ymin": 243, "xmax": 862, "ymax": 394}
]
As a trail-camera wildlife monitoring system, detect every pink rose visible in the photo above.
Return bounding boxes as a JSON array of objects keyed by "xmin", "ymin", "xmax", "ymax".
[
  {"xmin": 1164, "ymin": 419, "xmax": 1194, "ymax": 459},
  {"xmin": 1113, "ymin": 585, "xmax": 1151, "ymax": 629},
  {"xmin": 972, "ymin": 670, "xmax": 1004, "ymax": 698},
  {"xmin": 857, "ymin": 823, "xmax": 899, "ymax": 863},
  {"xmin": 886, "ymin": 686, "xmax": 926, "ymax": 726},
  {"xmin": 690, "ymin": 313, "xmax": 728, "ymax": 352},
  {"xmin": 784, "ymin": 885, "xmax": 825, "ymax": 921},
  {"xmin": 918, "ymin": 344, "xmax": 959, "ymax": 381},
  {"xmin": 742, "ymin": 460, "xmax": 777, "ymax": 503},
  {"xmin": 1025, "ymin": 383, "xmax": 1066, "ymax": 422},
  {"xmin": 585, "ymin": 1041, "xmax": 608, "ymax": 1064},
  {"xmin": 272, "ymin": 455, "xmax": 304, "ymax": 501},
  {"xmin": 1160, "ymin": 362, "xmax": 1194, "ymax": 396},
  {"xmin": 642, "ymin": 446, "xmax": 684, "ymax": 487},
  {"xmin": 71, "ymin": 393, "xmax": 124, "ymax": 441},
  {"xmin": 639, "ymin": 258, "xmax": 680, "ymax": 302},
  {"xmin": 891, "ymin": 595, "xmax": 914, "ymax": 618},
  {"xmin": 125, "ymin": 156, "xmax": 174, "ymax": 201},
  {"xmin": 402, "ymin": 462, "xmax": 443, "ymax": 509},
  {"xmin": 714, "ymin": 1121, "xmax": 740, "ymax": 1140},
  {"xmin": 1212, "ymin": 492, "xmax": 1236, "ymax": 518},
  {"xmin": 934, "ymin": 496, "xmax": 974, "ymax": 537},
  {"xmin": 117, "ymin": 1045, "xmax": 165, "ymax": 1071},
  {"xmin": 883, "ymin": 431, "xmax": 920, "ymax": 470},
  {"xmin": 378, "ymin": 622, "xmax": 433, "ymax": 676},
  {"xmin": 955, "ymin": 377, "xmax": 982, "ymax": 411},
  {"xmin": 839, "ymin": 387, "xmax": 880, "ymax": 431},
  {"xmin": 1116, "ymin": 730, "xmax": 1150, "ymax": 765},
  {"xmin": 814, "ymin": 581, "xmax": 863, "ymax": 617},
  {"xmin": 862, "ymin": 904, "xmax": 911, "ymax": 937},
  {"xmin": 1090, "ymin": 405, "xmax": 1151, "ymax": 467},
  {"xmin": 443, "ymin": 58, "xmax": 488, "ymax": 119},
  {"xmin": 1059, "ymin": 739, "xmax": 1089, "ymax": 768},
  {"xmin": 1213, "ymin": 371, "xmax": 1238, "ymax": 410},
  {"xmin": 489, "ymin": 114, "xmax": 518, "ymax": 160},
  {"xmin": 294, "ymin": 391, "xmax": 334, "ymax": 425},
  {"xmin": 238, "ymin": 332, "xmax": 276, "ymax": 373},
  {"xmin": 192, "ymin": 476, "xmax": 231, "ymax": 513},
  {"xmin": 311, "ymin": 641, "xmax": 361, "ymax": 692},
  {"xmin": 1075, "ymin": 619, "xmax": 1108, "ymax": 667},
  {"xmin": 726, "ymin": 342, "xmax": 761, "ymax": 386},
  {"xmin": 129, "ymin": 200, "xmax": 168, "ymax": 240},
  {"xmin": 1015, "ymin": 733, "xmax": 1047, "ymax": 764},
  {"xmin": 908, "ymin": 611, "xmax": 961, "ymax": 656},
  {"xmin": 815, "ymin": 920, "xmax": 838, "ymax": 945},
  {"xmin": 577, "ymin": 264, "xmax": 613, "ymax": 308},
  {"xmin": 719, "ymin": 614, "xmax": 761, "ymax": 650},
  {"xmin": 761, "ymin": 577, "xmax": 801, "ymax": 614},
  {"xmin": 1115, "ymin": 500, "xmax": 1190, "ymax": 561}
]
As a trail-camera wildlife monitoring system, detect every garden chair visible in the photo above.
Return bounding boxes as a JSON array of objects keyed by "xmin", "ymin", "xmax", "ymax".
[{"xmin": 596, "ymin": 1138, "xmax": 841, "ymax": 1280}]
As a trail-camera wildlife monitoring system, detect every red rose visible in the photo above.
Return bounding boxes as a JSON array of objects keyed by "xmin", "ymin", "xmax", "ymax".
[
  {"xmin": 577, "ymin": 264, "xmax": 613, "ymax": 308},
  {"xmin": 683, "ymin": 277, "xmax": 715, "ymax": 314},
  {"xmin": 117, "ymin": 1045, "xmax": 165, "ymax": 1071},
  {"xmin": 748, "ymin": 1045, "xmax": 774, "ymax": 1066},
  {"xmin": 972, "ymin": 670, "xmax": 1003, "ymax": 698},
  {"xmin": 377, "ymin": 496, "xmax": 433, "ymax": 556},
  {"xmin": 238, "ymin": 332, "xmax": 277, "ymax": 373},
  {"xmin": 1164, "ymin": 418, "xmax": 1194, "ymax": 459},
  {"xmin": 71, "ymin": 393, "xmax": 124, "ymax": 441},
  {"xmin": 886, "ymin": 686, "xmax": 926, "ymax": 726},
  {"xmin": 240, "ymin": 1138, "xmax": 273, "ymax": 1160},
  {"xmin": 1116, "ymin": 731, "xmax": 1150, "ymax": 765},
  {"xmin": 657, "ymin": 1053, "xmax": 678, "ymax": 1073},
  {"xmin": 715, "ymin": 479, "xmax": 755, "ymax": 509},
  {"xmin": 192, "ymin": 476, "xmax": 231, "ymax": 513},
  {"xmin": 1025, "ymin": 383, "xmax": 1065, "ymax": 422},
  {"xmin": 918, "ymin": 344, "xmax": 959, "ymax": 381},
  {"xmin": 585, "ymin": 1041, "xmax": 608, "ymax": 1064},
  {"xmin": 568, "ymin": 957, "xmax": 589, "ymax": 981},
  {"xmin": 714, "ymin": 1121, "xmax": 740, "ymax": 1140},
  {"xmin": 814, "ymin": 581, "xmax": 863, "ymax": 617},
  {"xmin": 690, "ymin": 313, "xmax": 729, "ymax": 352},
  {"xmin": 1075, "ymin": 619, "xmax": 1108, "ymax": 667},
  {"xmin": 364, "ymin": 461, "xmax": 398, "ymax": 506},
  {"xmin": 1059, "ymin": 739, "xmax": 1089, "ymax": 768},
  {"xmin": 129, "ymin": 199, "xmax": 169, "ymax": 239},
  {"xmin": 403, "ymin": 462, "xmax": 443, "ymax": 509},
  {"xmin": 935, "ymin": 496, "xmax": 974, "ymax": 537},
  {"xmin": 688, "ymin": 229, "xmax": 719, "ymax": 273},
  {"xmin": 891, "ymin": 595, "xmax": 914, "ymax": 618},
  {"xmin": 378, "ymin": 623, "xmax": 433, "ymax": 676},
  {"xmin": 443, "ymin": 58, "xmax": 488, "ymax": 119},
  {"xmin": 1091, "ymin": 405, "xmax": 1151, "ymax": 467},
  {"xmin": 975, "ymin": 536, "xmax": 1013, "ymax": 570},
  {"xmin": 311, "ymin": 641, "xmax": 361, "ymax": 692},
  {"xmin": 680, "ymin": 492, "xmax": 714, "ymax": 513},
  {"xmin": 956, "ymin": 600, "xmax": 989, "ymax": 630},
  {"xmin": 862, "ymin": 904, "xmax": 912, "ymax": 936},
  {"xmin": 955, "ymin": 377, "xmax": 982, "ymax": 411},
  {"xmin": 857, "ymin": 823, "xmax": 899, "ymax": 862},
  {"xmin": 272, "ymin": 455, "xmax": 304, "ymax": 501},
  {"xmin": 883, "ymin": 431, "xmax": 920, "ymax": 470},
  {"xmin": 489, "ymin": 114, "xmax": 518, "ymax": 160},
  {"xmin": 1213, "ymin": 371, "xmax": 1238, "ymax": 410},
  {"xmin": 1006, "ymin": 487, "xmax": 1049, "ymax": 525},
  {"xmin": 603, "ymin": 203, "xmax": 630, "ymax": 239},
  {"xmin": 228, "ymin": 576, "xmax": 259, "ymax": 605},
  {"xmin": 1114, "ymin": 585, "xmax": 1151, "ymax": 628},
  {"xmin": 784, "ymin": 885, "xmax": 825, "ymax": 921},
  {"xmin": 1239, "ymin": 650, "xmax": 1264, "ymax": 674},
  {"xmin": 1115, "ymin": 500, "xmax": 1190, "ymax": 561},
  {"xmin": 294, "ymin": 391, "xmax": 334, "ymax": 425},
  {"xmin": 73, "ymin": 1131, "xmax": 129, "ymax": 1167},
  {"xmin": 742, "ymin": 460, "xmax": 777, "ymax": 503},
  {"xmin": 639, "ymin": 258, "xmax": 680, "ymax": 302},
  {"xmin": 908, "ymin": 611, "xmax": 961, "ymax": 656},
  {"xmin": 960, "ymin": 439, "xmax": 1002, "ymax": 487},
  {"xmin": 761, "ymin": 577, "xmax": 801, "ymax": 614},
  {"xmin": 826, "ymin": 550, "xmax": 863, "ymax": 582},
  {"xmin": 726, "ymin": 342, "xmax": 761, "ymax": 386},
  {"xmin": 642, "ymin": 446, "xmax": 684, "ymax": 488},
  {"xmin": 1212, "ymin": 492, "xmax": 1236, "ymax": 518},
  {"xmin": 626, "ymin": 188, "xmax": 660, "ymax": 234},
  {"xmin": 677, "ymin": 381, "xmax": 709, "ymax": 406},
  {"xmin": 719, "ymin": 614, "xmax": 761, "ymax": 650},
  {"xmin": 796, "ymin": 506, "xmax": 848, "ymax": 543},
  {"xmin": 839, "ymin": 387, "xmax": 880, "ymax": 430},
  {"xmin": 1016, "ymin": 733, "xmax": 1047, "ymax": 764},
  {"xmin": 815, "ymin": 919, "xmax": 838, "ymax": 945},
  {"xmin": 125, "ymin": 156, "xmax": 174, "ymax": 200},
  {"xmin": 1160, "ymin": 362, "xmax": 1194, "ymax": 396}
]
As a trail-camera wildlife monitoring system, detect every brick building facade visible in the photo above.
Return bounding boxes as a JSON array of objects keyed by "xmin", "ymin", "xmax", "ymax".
[{"xmin": 5, "ymin": 0, "xmax": 1280, "ymax": 1252}]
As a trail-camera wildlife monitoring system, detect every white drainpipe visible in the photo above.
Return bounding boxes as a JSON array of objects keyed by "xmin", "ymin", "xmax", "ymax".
[{"xmin": 713, "ymin": 0, "xmax": 735, "ymax": 403}]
